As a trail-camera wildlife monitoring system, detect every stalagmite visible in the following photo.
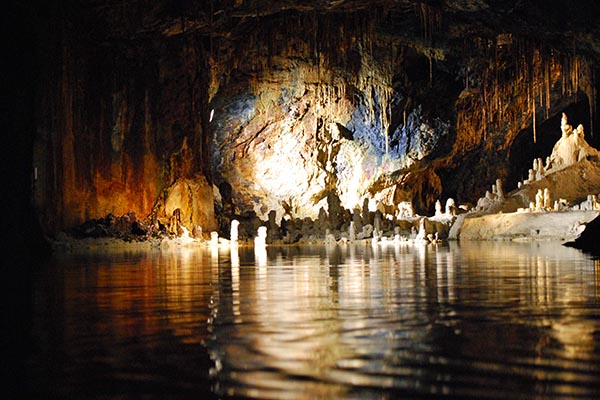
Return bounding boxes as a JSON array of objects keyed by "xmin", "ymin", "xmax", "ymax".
[
  {"xmin": 535, "ymin": 189, "xmax": 544, "ymax": 212},
  {"xmin": 543, "ymin": 188, "xmax": 551, "ymax": 210},
  {"xmin": 255, "ymin": 226, "xmax": 267, "ymax": 247},
  {"xmin": 536, "ymin": 158, "xmax": 545, "ymax": 180},
  {"xmin": 416, "ymin": 218, "xmax": 427, "ymax": 241},
  {"xmin": 548, "ymin": 113, "xmax": 600, "ymax": 170},
  {"xmin": 349, "ymin": 221, "xmax": 356, "ymax": 241},
  {"xmin": 527, "ymin": 169, "xmax": 535, "ymax": 183},
  {"xmin": 397, "ymin": 201, "xmax": 414, "ymax": 218},
  {"xmin": 495, "ymin": 179, "xmax": 504, "ymax": 200},
  {"xmin": 210, "ymin": 231, "xmax": 219, "ymax": 246},
  {"xmin": 230, "ymin": 219, "xmax": 239, "ymax": 243},
  {"xmin": 445, "ymin": 198, "xmax": 456, "ymax": 216},
  {"xmin": 434, "ymin": 200, "xmax": 443, "ymax": 218}
]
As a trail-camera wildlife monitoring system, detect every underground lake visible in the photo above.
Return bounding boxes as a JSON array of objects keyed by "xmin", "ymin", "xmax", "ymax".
[{"xmin": 25, "ymin": 241, "xmax": 600, "ymax": 399}]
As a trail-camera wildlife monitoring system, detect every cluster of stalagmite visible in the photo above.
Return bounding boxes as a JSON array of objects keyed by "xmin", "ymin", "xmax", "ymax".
[
  {"xmin": 518, "ymin": 113, "xmax": 600, "ymax": 191},
  {"xmin": 471, "ymin": 113, "xmax": 600, "ymax": 216}
]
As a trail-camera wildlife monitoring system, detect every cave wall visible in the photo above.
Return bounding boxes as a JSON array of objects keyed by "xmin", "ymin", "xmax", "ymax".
[
  {"xmin": 443, "ymin": 39, "xmax": 596, "ymax": 204},
  {"xmin": 208, "ymin": 11, "xmax": 457, "ymax": 221},
  {"xmin": 30, "ymin": 1, "xmax": 600, "ymax": 234},
  {"xmin": 208, "ymin": 10, "xmax": 597, "ymax": 218},
  {"xmin": 33, "ymin": 6, "xmax": 217, "ymax": 234}
]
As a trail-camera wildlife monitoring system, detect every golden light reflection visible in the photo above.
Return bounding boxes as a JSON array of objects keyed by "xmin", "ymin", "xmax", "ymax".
[
  {"xmin": 48, "ymin": 239, "xmax": 600, "ymax": 399},
  {"xmin": 231, "ymin": 244, "xmax": 241, "ymax": 320},
  {"xmin": 63, "ymin": 247, "xmax": 215, "ymax": 348},
  {"xmin": 596, "ymin": 258, "xmax": 600, "ymax": 298},
  {"xmin": 457, "ymin": 241, "xmax": 600, "ymax": 368},
  {"xmin": 207, "ymin": 243, "xmax": 451, "ymax": 398}
]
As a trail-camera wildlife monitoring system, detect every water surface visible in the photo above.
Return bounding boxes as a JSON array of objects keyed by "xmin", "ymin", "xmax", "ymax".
[{"xmin": 28, "ymin": 241, "xmax": 600, "ymax": 398}]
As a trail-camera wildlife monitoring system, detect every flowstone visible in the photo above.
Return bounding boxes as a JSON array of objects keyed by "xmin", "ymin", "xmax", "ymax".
[{"xmin": 452, "ymin": 113, "xmax": 600, "ymax": 241}]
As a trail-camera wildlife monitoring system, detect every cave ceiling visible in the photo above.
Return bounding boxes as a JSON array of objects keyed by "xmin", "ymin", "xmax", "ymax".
[{"xmin": 81, "ymin": 0, "xmax": 600, "ymax": 51}]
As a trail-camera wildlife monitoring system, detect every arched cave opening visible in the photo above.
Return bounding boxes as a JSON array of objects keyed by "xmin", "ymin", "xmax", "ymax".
[{"xmin": 506, "ymin": 95, "xmax": 595, "ymax": 192}]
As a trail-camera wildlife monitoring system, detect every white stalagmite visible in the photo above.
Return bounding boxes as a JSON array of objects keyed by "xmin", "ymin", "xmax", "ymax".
[
  {"xmin": 535, "ymin": 189, "xmax": 544, "ymax": 212},
  {"xmin": 210, "ymin": 231, "xmax": 219, "ymax": 246},
  {"xmin": 495, "ymin": 178, "xmax": 504, "ymax": 199},
  {"xmin": 445, "ymin": 198, "xmax": 456, "ymax": 216},
  {"xmin": 255, "ymin": 226, "xmax": 267, "ymax": 247},
  {"xmin": 543, "ymin": 188, "xmax": 551, "ymax": 210},
  {"xmin": 230, "ymin": 219, "xmax": 240, "ymax": 242},
  {"xmin": 548, "ymin": 113, "xmax": 599, "ymax": 170}
]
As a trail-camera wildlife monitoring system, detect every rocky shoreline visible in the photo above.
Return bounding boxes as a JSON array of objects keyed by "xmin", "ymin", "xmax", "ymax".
[{"xmin": 54, "ymin": 113, "xmax": 600, "ymax": 255}]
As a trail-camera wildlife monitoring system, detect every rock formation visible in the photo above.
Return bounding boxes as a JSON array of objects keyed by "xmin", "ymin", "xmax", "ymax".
[
  {"xmin": 547, "ymin": 114, "xmax": 599, "ymax": 170},
  {"xmin": 255, "ymin": 226, "xmax": 267, "ymax": 247},
  {"xmin": 13, "ymin": 1, "xmax": 600, "ymax": 245},
  {"xmin": 453, "ymin": 113, "xmax": 600, "ymax": 241},
  {"xmin": 230, "ymin": 219, "xmax": 239, "ymax": 243}
]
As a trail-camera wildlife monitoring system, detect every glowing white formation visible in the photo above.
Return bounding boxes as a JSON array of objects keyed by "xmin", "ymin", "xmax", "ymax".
[
  {"xmin": 230, "ymin": 219, "xmax": 240, "ymax": 242},
  {"xmin": 255, "ymin": 226, "xmax": 267, "ymax": 247}
]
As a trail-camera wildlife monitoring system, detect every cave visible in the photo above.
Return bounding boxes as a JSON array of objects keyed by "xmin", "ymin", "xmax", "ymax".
[{"xmin": 7, "ymin": 1, "xmax": 600, "ymax": 398}]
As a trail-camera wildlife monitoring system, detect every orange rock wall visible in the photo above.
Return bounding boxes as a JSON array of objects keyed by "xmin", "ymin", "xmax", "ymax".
[{"xmin": 33, "ymin": 24, "xmax": 215, "ymax": 234}]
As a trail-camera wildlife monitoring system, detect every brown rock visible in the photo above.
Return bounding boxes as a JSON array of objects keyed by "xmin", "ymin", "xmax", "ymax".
[{"xmin": 157, "ymin": 175, "xmax": 218, "ymax": 234}]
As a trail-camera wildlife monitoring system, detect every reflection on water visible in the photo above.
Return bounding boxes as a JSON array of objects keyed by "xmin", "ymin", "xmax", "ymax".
[{"xmin": 28, "ymin": 241, "xmax": 600, "ymax": 398}]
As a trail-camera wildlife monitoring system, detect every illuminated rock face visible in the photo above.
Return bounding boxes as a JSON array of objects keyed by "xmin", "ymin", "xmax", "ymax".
[
  {"xmin": 33, "ymin": 35, "xmax": 215, "ymax": 234},
  {"xmin": 156, "ymin": 175, "xmax": 217, "ymax": 234},
  {"xmin": 210, "ymin": 63, "xmax": 449, "ymax": 221},
  {"xmin": 548, "ymin": 113, "xmax": 599, "ymax": 170}
]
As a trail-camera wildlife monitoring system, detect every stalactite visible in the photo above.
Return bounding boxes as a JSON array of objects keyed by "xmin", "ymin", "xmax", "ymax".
[
  {"xmin": 458, "ymin": 36, "xmax": 597, "ymax": 153},
  {"xmin": 591, "ymin": 65, "xmax": 596, "ymax": 138},
  {"xmin": 417, "ymin": 1, "xmax": 441, "ymax": 43},
  {"xmin": 429, "ymin": 55, "xmax": 433, "ymax": 86},
  {"xmin": 532, "ymin": 91, "xmax": 537, "ymax": 144}
]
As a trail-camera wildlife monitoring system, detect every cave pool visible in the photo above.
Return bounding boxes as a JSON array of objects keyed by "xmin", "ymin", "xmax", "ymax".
[{"xmin": 26, "ymin": 241, "xmax": 600, "ymax": 399}]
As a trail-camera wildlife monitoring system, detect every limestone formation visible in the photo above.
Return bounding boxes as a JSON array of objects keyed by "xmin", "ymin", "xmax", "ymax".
[
  {"xmin": 230, "ymin": 219, "xmax": 239, "ymax": 242},
  {"xmin": 358, "ymin": 224, "xmax": 374, "ymax": 239},
  {"xmin": 267, "ymin": 210, "xmax": 281, "ymax": 240},
  {"xmin": 579, "ymin": 194, "xmax": 600, "ymax": 211},
  {"xmin": 373, "ymin": 211, "xmax": 383, "ymax": 236},
  {"xmin": 352, "ymin": 207, "xmax": 363, "ymax": 234},
  {"xmin": 318, "ymin": 207, "xmax": 328, "ymax": 233},
  {"xmin": 416, "ymin": 218, "xmax": 427, "ymax": 241},
  {"xmin": 543, "ymin": 188, "xmax": 551, "ymax": 210},
  {"xmin": 535, "ymin": 158, "xmax": 545, "ymax": 180},
  {"xmin": 254, "ymin": 226, "xmax": 267, "ymax": 247},
  {"xmin": 397, "ymin": 201, "xmax": 414, "ymax": 218},
  {"xmin": 192, "ymin": 225, "xmax": 203, "ymax": 239},
  {"xmin": 435, "ymin": 200, "xmax": 443, "ymax": 218},
  {"xmin": 160, "ymin": 176, "xmax": 218, "ymax": 233},
  {"xmin": 445, "ymin": 198, "xmax": 456, "ymax": 216},
  {"xmin": 361, "ymin": 198, "xmax": 371, "ymax": 226},
  {"xmin": 349, "ymin": 221, "xmax": 356, "ymax": 241},
  {"xmin": 535, "ymin": 189, "xmax": 544, "ymax": 212},
  {"xmin": 327, "ymin": 192, "xmax": 343, "ymax": 230},
  {"xmin": 527, "ymin": 169, "xmax": 535, "ymax": 183},
  {"xmin": 498, "ymin": 179, "xmax": 504, "ymax": 199},
  {"xmin": 210, "ymin": 231, "xmax": 219, "ymax": 246},
  {"xmin": 548, "ymin": 113, "xmax": 599, "ymax": 170}
]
